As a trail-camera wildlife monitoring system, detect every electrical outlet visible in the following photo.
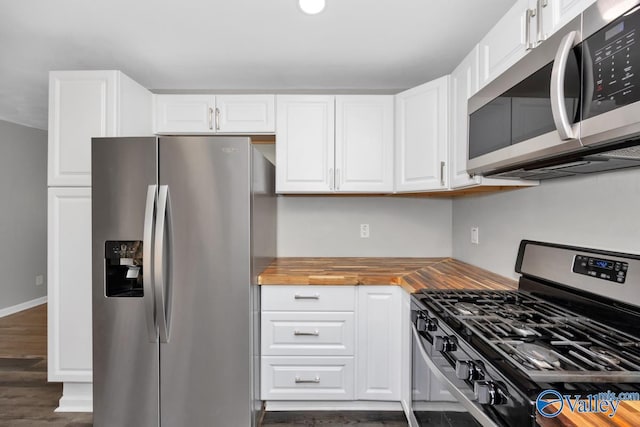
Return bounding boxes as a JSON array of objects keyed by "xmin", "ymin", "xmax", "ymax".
[
  {"xmin": 360, "ymin": 223, "xmax": 370, "ymax": 238},
  {"xmin": 471, "ymin": 227, "xmax": 479, "ymax": 245},
  {"xmin": 36, "ymin": 275, "xmax": 44, "ymax": 286}
]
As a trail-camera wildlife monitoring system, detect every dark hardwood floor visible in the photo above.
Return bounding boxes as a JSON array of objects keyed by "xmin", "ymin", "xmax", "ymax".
[
  {"xmin": 0, "ymin": 305, "xmax": 412, "ymax": 426},
  {"xmin": 0, "ymin": 304, "xmax": 92, "ymax": 426}
]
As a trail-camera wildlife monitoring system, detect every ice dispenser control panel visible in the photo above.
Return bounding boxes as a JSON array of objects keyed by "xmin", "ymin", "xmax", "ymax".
[{"xmin": 105, "ymin": 241, "xmax": 143, "ymax": 297}]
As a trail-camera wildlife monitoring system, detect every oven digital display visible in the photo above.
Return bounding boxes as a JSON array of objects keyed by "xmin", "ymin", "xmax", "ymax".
[
  {"xmin": 573, "ymin": 255, "xmax": 628, "ymax": 283},
  {"xmin": 593, "ymin": 259, "xmax": 614, "ymax": 270}
]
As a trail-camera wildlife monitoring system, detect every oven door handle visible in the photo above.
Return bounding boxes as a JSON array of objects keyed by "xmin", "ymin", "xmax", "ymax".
[{"xmin": 412, "ymin": 324, "xmax": 499, "ymax": 427}]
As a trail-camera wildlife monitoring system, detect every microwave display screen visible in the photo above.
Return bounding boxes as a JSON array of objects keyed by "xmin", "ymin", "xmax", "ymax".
[
  {"xmin": 582, "ymin": 5, "xmax": 640, "ymax": 119},
  {"xmin": 605, "ymin": 22, "xmax": 624, "ymax": 41}
]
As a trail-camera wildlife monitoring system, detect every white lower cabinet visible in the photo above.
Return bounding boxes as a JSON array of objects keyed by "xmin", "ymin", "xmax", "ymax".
[
  {"xmin": 261, "ymin": 286, "xmax": 356, "ymax": 401},
  {"xmin": 261, "ymin": 285, "xmax": 402, "ymax": 404},
  {"xmin": 47, "ymin": 188, "xmax": 92, "ymax": 383},
  {"xmin": 261, "ymin": 357, "xmax": 355, "ymax": 400},
  {"xmin": 356, "ymin": 286, "xmax": 401, "ymax": 401},
  {"xmin": 261, "ymin": 312, "xmax": 355, "ymax": 356}
]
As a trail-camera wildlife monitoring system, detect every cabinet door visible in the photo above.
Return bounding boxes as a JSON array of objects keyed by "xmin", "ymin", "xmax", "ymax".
[
  {"xmin": 428, "ymin": 371, "xmax": 457, "ymax": 402},
  {"xmin": 154, "ymin": 94, "xmax": 216, "ymax": 134},
  {"xmin": 478, "ymin": 0, "xmax": 530, "ymax": 89},
  {"xmin": 552, "ymin": 0, "xmax": 596, "ymax": 33},
  {"xmin": 335, "ymin": 96, "xmax": 394, "ymax": 193},
  {"xmin": 47, "ymin": 188, "xmax": 92, "ymax": 382},
  {"xmin": 216, "ymin": 95, "xmax": 275, "ymax": 133},
  {"xmin": 276, "ymin": 95, "xmax": 335, "ymax": 193},
  {"xmin": 395, "ymin": 76, "xmax": 449, "ymax": 192},
  {"xmin": 48, "ymin": 71, "xmax": 117, "ymax": 186},
  {"xmin": 450, "ymin": 48, "xmax": 482, "ymax": 189},
  {"xmin": 356, "ymin": 286, "xmax": 401, "ymax": 401}
]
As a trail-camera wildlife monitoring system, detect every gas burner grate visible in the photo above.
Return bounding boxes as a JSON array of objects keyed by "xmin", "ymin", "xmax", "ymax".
[{"xmin": 418, "ymin": 289, "xmax": 640, "ymax": 383}]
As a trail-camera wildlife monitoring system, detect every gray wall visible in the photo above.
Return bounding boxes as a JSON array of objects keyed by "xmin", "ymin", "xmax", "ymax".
[
  {"xmin": 277, "ymin": 196, "xmax": 452, "ymax": 257},
  {"xmin": 452, "ymin": 169, "xmax": 640, "ymax": 279},
  {"xmin": 0, "ymin": 120, "xmax": 47, "ymax": 310}
]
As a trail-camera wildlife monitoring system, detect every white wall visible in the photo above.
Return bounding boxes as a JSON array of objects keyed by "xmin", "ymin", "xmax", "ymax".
[
  {"xmin": 452, "ymin": 169, "xmax": 640, "ymax": 279},
  {"xmin": 277, "ymin": 196, "xmax": 452, "ymax": 257},
  {"xmin": 0, "ymin": 120, "xmax": 48, "ymax": 311}
]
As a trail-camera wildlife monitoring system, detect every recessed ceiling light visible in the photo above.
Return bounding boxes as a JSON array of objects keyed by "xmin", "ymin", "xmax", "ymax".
[{"xmin": 299, "ymin": 0, "xmax": 325, "ymax": 15}]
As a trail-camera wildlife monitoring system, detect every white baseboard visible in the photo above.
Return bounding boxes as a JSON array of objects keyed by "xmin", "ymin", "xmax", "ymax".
[
  {"xmin": 55, "ymin": 382, "xmax": 93, "ymax": 413},
  {"xmin": 0, "ymin": 296, "xmax": 47, "ymax": 318},
  {"xmin": 265, "ymin": 400, "xmax": 404, "ymax": 411}
]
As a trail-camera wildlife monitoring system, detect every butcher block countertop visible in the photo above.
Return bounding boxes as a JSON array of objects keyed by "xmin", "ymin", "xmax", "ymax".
[{"xmin": 257, "ymin": 257, "xmax": 517, "ymax": 293}]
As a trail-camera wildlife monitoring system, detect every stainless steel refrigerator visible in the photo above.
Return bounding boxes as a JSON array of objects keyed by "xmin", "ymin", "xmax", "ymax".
[{"xmin": 91, "ymin": 136, "xmax": 275, "ymax": 426}]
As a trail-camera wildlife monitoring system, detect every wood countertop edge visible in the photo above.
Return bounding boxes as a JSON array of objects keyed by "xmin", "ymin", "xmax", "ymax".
[{"xmin": 258, "ymin": 258, "xmax": 517, "ymax": 292}]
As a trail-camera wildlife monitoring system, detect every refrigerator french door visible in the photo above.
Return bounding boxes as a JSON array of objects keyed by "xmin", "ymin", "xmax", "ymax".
[{"xmin": 92, "ymin": 136, "xmax": 274, "ymax": 427}]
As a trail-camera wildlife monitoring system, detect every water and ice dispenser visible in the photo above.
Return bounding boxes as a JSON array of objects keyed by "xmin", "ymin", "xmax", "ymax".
[{"xmin": 105, "ymin": 241, "xmax": 143, "ymax": 297}]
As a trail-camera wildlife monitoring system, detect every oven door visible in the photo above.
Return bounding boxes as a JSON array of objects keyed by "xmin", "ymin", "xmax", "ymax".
[{"xmin": 410, "ymin": 300, "xmax": 501, "ymax": 427}]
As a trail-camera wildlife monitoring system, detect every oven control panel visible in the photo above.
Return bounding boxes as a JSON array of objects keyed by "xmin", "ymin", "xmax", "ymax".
[{"xmin": 573, "ymin": 255, "xmax": 628, "ymax": 283}]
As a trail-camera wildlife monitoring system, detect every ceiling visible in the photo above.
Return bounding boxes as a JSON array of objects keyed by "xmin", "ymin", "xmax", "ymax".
[{"xmin": 1, "ymin": 0, "xmax": 516, "ymax": 130}]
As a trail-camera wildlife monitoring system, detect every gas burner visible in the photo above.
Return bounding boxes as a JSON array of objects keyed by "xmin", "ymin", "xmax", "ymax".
[
  {"xmin": 509, "ymin": 321, "xmax": 537, "ymax": 337},
  {"xmin": 503, "ymin": 304, "xmax": 524, "ymax": 312},
  {"xmin": 590, "ymin": 346, "xmax": 621, "ymax": 365},
  {"xmin": 514, "ymin": 343, "xmax": 561, "ymax": 370},
  {"xmin": 454, "ymin": 302, "xmax": 481, "ymax": 316}
]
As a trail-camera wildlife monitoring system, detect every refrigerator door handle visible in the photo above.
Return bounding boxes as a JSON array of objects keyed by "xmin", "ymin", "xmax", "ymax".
[
  {"xmin": 143, "ymin": 185, "xmax": 158, "ymax": 342},
  {"xmin": 154, "ymin": 185, "xmax": 174, "ymax": 343}
]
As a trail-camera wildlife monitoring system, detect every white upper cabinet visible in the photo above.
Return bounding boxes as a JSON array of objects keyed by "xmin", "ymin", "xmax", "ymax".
[
  {"xmin": 449, "ymin": 47, "xmax": 482, "ymax": 189},
  {"xmin": 478, "ymin": 0, "xmax": 597, "ymax": 90},
  {"xmin": 276, "ymin": 95, "xmax": 335, "ymax": 193},
  {"xmin": 276, "ymin": 95, "xmax": 394, "ymax": 194},
  {"xmin": 154, "ymin": 94, "xmax": 275, "ymax": 134},
  {"xmin": 48, "ymin": 70, "xmax": 152, "ymax": 187},
  {"xmin": 551, "ymin": 0, "xmax": 597, "ymax": 34},
  {"xmin": 216, "ymin": 95, "xmax": 275, "ymax": 133},
  {"xmin": 395, "ymin": 76, "xmax": 449, "ymax": 192},
  {"xmin": 335, "ymin": 96, "xmax": 394, "ymax": 193},
  {"xmin": 478, "ymin": 0, "xmax": 531, "ymax": 89},
  {"xmin": 154, "ymin": 94, "xmax": 216, "ymax": 133}
]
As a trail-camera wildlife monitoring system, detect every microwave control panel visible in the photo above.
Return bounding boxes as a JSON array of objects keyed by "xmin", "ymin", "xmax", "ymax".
[
  {"xmin": 573, "ymin": 255, "xmax": 628, "ymax": 284},
  {"xmin": 584, "ymin": 4, "xmax": 640, "ymax": 118}
]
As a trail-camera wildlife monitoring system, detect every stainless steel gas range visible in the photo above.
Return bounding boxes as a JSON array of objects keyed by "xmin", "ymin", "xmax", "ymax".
[{"xmin": 410, "ymin": 240, "xmax": 640, "ymax": 427}]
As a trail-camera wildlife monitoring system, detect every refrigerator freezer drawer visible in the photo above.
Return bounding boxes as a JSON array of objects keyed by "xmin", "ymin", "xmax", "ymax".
[
  {"xmin": 261, "ymin": 312, "xmax": 355, "ymax": 356},
  {"xmin": 261, "ymin": 356, "xmax": 355, "ymax": 400},
  {"xmin": 261, "ymin": 286, "xmax": 356, "ymax": 311}
]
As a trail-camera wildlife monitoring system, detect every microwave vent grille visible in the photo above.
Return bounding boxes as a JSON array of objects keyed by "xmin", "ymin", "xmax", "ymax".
[{"xmin": 600, "ymin": 145, "xmax": 640, "ymax": 160}]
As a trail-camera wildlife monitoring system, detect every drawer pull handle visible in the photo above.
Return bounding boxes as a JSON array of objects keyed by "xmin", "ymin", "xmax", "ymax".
[
  {"xmin": 295, "ymin": 376, "xmax": 320, "ymax": 384},
  {"xmin": 294, "ymin": 294, "xmax": 320, "ymax": 300},
  {"xmin": 294, "ymin": 329, "xmax": 320, "ymax": 336}
]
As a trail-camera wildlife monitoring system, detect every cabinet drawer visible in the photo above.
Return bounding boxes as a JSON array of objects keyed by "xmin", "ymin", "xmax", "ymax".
[
  {"xmin": 261, "ymin": 312, "xmax": 354, "ymax": 356},
  {"xmin": 261, "ymin": 357, "xmax": 354, "ymax": 400},
  {"xmin": 261, "ymin": 286, "xmax": 355, "ymax": 311}
]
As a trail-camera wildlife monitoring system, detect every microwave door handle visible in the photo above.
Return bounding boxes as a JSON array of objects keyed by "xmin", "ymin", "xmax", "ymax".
[
  {"xmin": 550, "ymin": 30, "xmax": 578, "ymax": 140},
  {"xmin": 143, "ymin": 185, "xmax": 158, "ymax": 342}
]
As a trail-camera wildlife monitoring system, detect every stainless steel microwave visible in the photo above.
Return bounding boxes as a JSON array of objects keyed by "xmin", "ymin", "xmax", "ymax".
[{"xmin": 468, "ymin": 0, "xmax": 640, "ymax": 180}]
